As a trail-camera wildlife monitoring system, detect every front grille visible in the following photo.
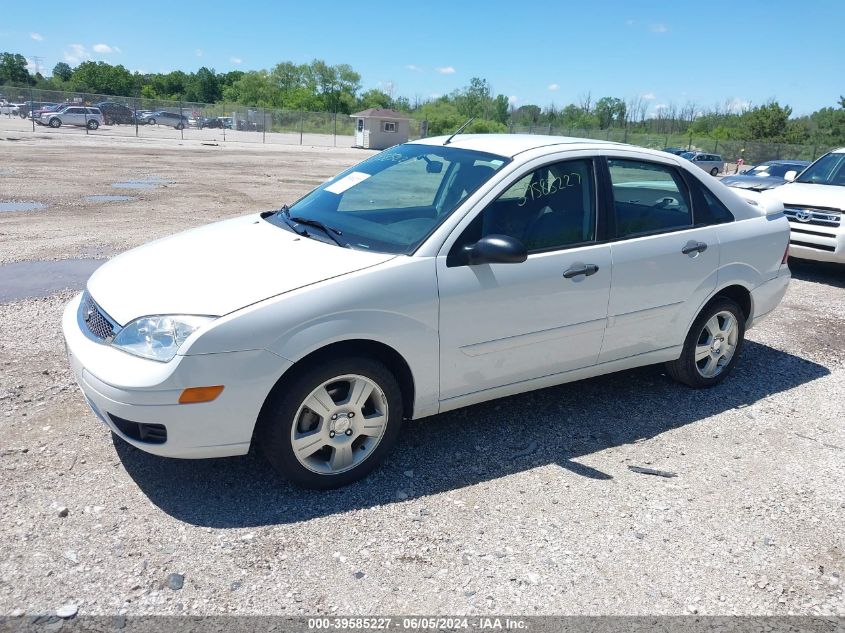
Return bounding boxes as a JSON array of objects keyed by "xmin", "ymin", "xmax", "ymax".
[
  {"xmin": 784, "ymin": 206, "xmax": 842, "ymax": 228},
  {"xmin": 108, "ymin": 414, "xmax": 168, "ymax": 444},
  {"xmin": 80, "ymin": 292, "xmax": 116, "ymax": 342}
]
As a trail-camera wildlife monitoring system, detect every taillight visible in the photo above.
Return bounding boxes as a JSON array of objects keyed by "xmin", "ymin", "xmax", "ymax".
[{"xmin": 782, "ymin": 243, "xmax": 789, "ymax": 264}]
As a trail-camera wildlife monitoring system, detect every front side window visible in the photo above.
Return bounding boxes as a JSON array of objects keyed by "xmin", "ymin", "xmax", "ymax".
[
  {"xmin": 450, "ymin": 159, "xmax": 596, "ymax": 260},
  {"xmin": 270, "ymin": 144, "xmax": 509, "ymax": 254},
  {"xmin": 608, "ymin": 158, "xmax": 692, "ymax": 237}
]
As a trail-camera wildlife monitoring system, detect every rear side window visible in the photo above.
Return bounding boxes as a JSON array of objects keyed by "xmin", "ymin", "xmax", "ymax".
[
  {"xmin": 607, "ymin": 159, "xmax": 692, "ymax": 238},
  {"xmin": 687, "ymin": 178, "xmax": 735, "ymax": 226}
]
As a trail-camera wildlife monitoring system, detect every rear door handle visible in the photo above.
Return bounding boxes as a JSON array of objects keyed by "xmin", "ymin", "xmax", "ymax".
[
  {"xmin": 681, "ymin": 241, "xmax": 708, "ymax": 255},
  {"xmin": 563, "ymin": 263, "xmax": 600, "ymax": 279}
]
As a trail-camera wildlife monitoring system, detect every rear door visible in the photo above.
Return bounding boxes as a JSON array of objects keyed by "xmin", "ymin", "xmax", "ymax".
[{"xmin": 599, "ymin": 156, "xmax": 720, "ymax": 363}]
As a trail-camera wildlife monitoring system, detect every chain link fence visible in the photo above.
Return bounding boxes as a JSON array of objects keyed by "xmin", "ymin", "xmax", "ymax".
[
  {"xmin": 509, "ymin": 124, "xmax": 832, "ymax": 167},
  {"xmin": 0, "ymin": 84, "xmax": 831, "ymax": 165},
  {"xmin": 0, "ymin": 85, "xmax": 427, "ymax": 147}
]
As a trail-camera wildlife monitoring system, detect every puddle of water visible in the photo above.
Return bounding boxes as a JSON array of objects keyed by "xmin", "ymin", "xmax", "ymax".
[
  {"xmin": 85, "ymin": 195, "xmax": 137, "ymax": 202},
  {"xmin": 0, "ymin": 259, "xmax": 104, "ymax": 303},
  {"xmin": 0, "ymin": 202, "xmax": 47, "ymax": 212},
  {"xmin": 111, "ymin": 181, "xmax": 160, "ymax": 189},
  {"xmin": 111, "ymin": 176, "xmax": 173, "ymax": 190}
]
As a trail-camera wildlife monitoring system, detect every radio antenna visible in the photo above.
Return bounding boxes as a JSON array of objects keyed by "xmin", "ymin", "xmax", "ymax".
[{"xmin": 443, "ymin": 117, "xmax": 476, "ymax": 145}]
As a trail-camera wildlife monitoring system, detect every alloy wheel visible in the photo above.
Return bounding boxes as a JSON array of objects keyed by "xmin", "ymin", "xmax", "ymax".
[
  {"xmin": 290, "ymin": 374, "xmax": 389, "ymax": 475},
  {"xmin": 694, "ymin": 310, "xmax": 738, "ymax": 378}
]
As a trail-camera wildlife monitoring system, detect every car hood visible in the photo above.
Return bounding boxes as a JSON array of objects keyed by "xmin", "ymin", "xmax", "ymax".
[
  {"xmin": 87, "ymin": 213, "xmax": 396, "ymax": 325},
  {"xmin": 775, "ymin": 182, "xmax": 845, "ymax": 210},
  {"xmin": 721, "ymin": 175, "xmax": 784, "ymax": 190}
]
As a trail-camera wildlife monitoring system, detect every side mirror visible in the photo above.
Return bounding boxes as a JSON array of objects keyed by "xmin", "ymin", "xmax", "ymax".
[
  {"xmin": 783, "ymin": 170, "xmax": 797, "ymax": 183},
  {"xmin": 426, "ymin": 161, "xmax": 443, "ymax": 174},
  {"xmin": 465, "ymin": 235, "xmax": 528, "ymax": 265}
]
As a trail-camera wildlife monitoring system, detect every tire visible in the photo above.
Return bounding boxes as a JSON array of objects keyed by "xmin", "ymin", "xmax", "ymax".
[
  {"xmin": 87, "ymin": 120, "xmax": 99, "ymax": 130},
  {"xmin": 257, "ymin": 356, "xmax": 403, "ymax": 489},
  {"xmin": 147, "ymin": 118, "xmax": 155, "ymax": 126},
  {"xmin": 49, "ymin": 118, "xmax": 61, "ymax": 128},
  {"xmin": 176, "ymin": 122, "xmax": 184, "ymax": 130},
  {"xmin": 710, "ymin": 167, "xmax": 719, "ymax": 176},
  {"xmin": 665, "ymin": 297, "xmax": 745, "ymax": 388}
]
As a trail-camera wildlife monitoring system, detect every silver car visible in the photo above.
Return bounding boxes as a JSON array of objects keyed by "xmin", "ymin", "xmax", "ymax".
[
  {"xmin": 681, "ymin": 151, "xmax": 725, "ymax": 176},
  {"xmin": 41, "ymin": 106, "xmax": 104, "ymax": 130}
]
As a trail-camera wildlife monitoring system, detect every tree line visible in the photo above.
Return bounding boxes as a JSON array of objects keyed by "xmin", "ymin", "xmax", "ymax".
[{"xmin": 2, "ymin": 51, "xmax": 844, "ymax": 145}]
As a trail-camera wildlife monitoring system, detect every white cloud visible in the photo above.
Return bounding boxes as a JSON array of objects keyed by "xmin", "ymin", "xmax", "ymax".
[
  {"xmin": 406, "ymin": 64, "xmax": 421, "ymax": 71},
  {"xmin": 641, "ymin": 92, "xmax": 656, "ymax": 100},
  {"xmin": 508, "ymin": 95, "xmax": 518, "ymax": 105},
  {"xmin": 650, "ymin": 23, "xmax": 668, "ymax": 33},
  {"xmin": 30, "ymin": 32, "xmax": 44, "ymax": 41},
  {"xmin": 654, "ymin": 103, "xmax": 668, "ymax": 111},
  {"xmin": 430, "ymin": 93, "xmax": 442, "ymax": 99},
  {"xmin": 727, "ymin": 97, "xmax": 750, "ymax": 112},
  {"xmin": 230, "ymin": 57, "xmax": 243, "ymax": 65},
  {"xmin": 25, "ymin": 58, "xmax": 38, "ymax": 73},
  {"xmin": 195, "ymin": 49, "xmax": 203, "ymax": 57},
  {"xmin": 435, "ymin": 66, "xmax": 456, "ymax": 74},
  {"xmin": 625, "ymin": 19, "xmax": 637, "ymax": 27},
  {"xmin": 63, "ymin": 44, "xmax": 90, "ymax": 64},
  {"xmin": 548, "ymin": 83, "xmax": 559, "ymax": 91},
  {"xmin": 93, "ymin": 43, "xmax": 120, "ymax": 54}
]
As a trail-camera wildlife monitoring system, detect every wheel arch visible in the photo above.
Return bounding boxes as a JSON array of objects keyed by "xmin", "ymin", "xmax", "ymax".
[
  {"xmin": 256, "ymin": 338, "xmax": 417, "ymax": 431},
  {"xmin": 711, "ymin": 283, "xmax": 752, "ymax": 323}
]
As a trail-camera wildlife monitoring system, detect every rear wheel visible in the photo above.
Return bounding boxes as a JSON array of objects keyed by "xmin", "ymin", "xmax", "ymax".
[
  {"xmin": 148, "ymin": 118, "xmax": 156, "ymax": 126},
  {"xmin": 87, "ymin": 119, "xmax": 99, "ymax": 130},
  {"xmin": 666, "ymin": 297, "xmax": 745, "ymax": 388},
  {"xmin": 176, "ymin": 122, "xmax": 184, "ymax": 130},
  {"xmin": 710, "ymin": 167, "xmax": 719, "ymax": 176},
  {"xmin": 257, "ymin": 356, "xmax": 403, "ymax": 489}
]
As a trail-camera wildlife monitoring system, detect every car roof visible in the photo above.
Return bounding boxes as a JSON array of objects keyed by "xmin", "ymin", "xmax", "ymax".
[{"xmin": 409, "ymin": 133, "xmax": 628, "ymax": 158}]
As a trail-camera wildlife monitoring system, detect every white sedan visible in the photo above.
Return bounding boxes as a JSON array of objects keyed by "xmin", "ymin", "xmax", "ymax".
[{"xmin": 63, "ymin": 135, "xmax": 792, "ymax": 488}]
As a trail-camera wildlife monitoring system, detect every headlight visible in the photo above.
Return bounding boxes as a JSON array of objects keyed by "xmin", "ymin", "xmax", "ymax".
[{"xmin": 112, "ymin": 315, "xmax": 216, "ymax": 362}]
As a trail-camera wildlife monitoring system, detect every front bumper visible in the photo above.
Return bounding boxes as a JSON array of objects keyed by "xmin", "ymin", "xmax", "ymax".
[
  {"xmin": 787, "ymin": 226, "xmax": 845, "ymax": 264},
  {"xmin": 62, "ymin": 293, "xmax": 292, "ymax": 459}
]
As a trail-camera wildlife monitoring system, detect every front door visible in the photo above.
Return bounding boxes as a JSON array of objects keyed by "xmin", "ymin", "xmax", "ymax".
[
  {"xmin": 437, "ymin": 158, "xmax": 611, "ymax": 401},
  {"xmin": 355, "ymin": 118, "xmax": 364, "ymax": 147},
  {"xmin": 599, "ymin": 156, "xmax": 720, "ymax": 362}
]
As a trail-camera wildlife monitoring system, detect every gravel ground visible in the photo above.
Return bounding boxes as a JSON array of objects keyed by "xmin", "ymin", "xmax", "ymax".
[{"xmin": 0, "ymin": 137, "xmax": 843, "ymax": 618}]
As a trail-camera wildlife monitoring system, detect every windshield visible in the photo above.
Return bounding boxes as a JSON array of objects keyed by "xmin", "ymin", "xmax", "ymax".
[
  {"xmin": 268, "ymin": 144, "xmax": 509, "ymax": 254},
  {"xmin": 680, "ymin": 152, "xmax": 695, "ymax": 159},
  {"xmin": 796, "ymin": 152, "xmax": 845, "ymax": 186},
  {"xmin": 746, "ymin": 163, "xmax": 799, "ymax": 178}
]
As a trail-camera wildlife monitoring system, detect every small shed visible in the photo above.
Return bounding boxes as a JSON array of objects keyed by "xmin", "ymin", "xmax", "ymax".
[{"xmin": 351, "ymin": 108, "xmax": 410, "ymax": 149}]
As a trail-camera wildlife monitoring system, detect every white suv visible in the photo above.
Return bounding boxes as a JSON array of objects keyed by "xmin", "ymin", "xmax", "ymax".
[{"xmin": 775, "ymin": 148, "xmax": 845, "ymax": 264}]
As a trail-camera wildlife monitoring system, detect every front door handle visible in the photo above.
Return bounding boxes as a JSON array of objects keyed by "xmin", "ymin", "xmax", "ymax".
[
  {"xmin": 563, "ymin": 263, "xmax": 600, "ymax": 279},
  {"xmin": 681, "ymin": 240, "xmax": 708, "ymax": 255}
]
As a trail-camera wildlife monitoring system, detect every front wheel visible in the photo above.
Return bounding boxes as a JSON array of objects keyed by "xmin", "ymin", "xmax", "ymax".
[
  {"xmin": 665, "ymin": 297, "xmax": 745, "ymax": 388},
  {"xmin": 147, "ymin": 118, "xmax": 155, "ymax": 126},
  {"xmin": 257, "ymin": 356, "xmax": 403, "ymax": 489},
  {"xmin": 176, "ymin": 122, "xmax": 184, "ymax": 130},
  {"xmin": 49, "ymin": 118, "xmax": 61, "ymax": 128}
]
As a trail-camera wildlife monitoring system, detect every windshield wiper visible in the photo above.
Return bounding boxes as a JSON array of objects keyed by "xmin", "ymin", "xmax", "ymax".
[{"xmin": 286, "ymin": 212, "xmax": 348, "ymax": 248}]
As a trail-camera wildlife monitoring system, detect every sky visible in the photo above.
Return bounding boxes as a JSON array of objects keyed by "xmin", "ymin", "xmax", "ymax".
[{"xmin": 2, "ymin": 0, "xmax": 843, "ymax": 116}]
